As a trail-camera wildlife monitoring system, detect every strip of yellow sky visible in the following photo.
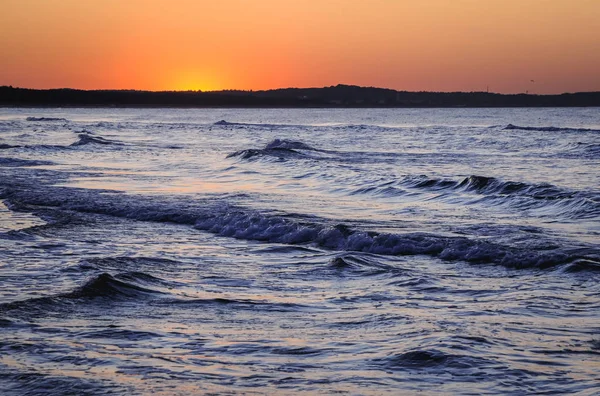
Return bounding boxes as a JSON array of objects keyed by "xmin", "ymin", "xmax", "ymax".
[{"xmin": 1, "ymin": 0, "xmax": 599, "ymax": 93}]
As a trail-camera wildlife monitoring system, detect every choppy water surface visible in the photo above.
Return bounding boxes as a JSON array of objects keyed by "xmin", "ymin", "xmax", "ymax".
[{"xmin": 1, "ymin": 108, "xmax": 599, "ymax": 395}]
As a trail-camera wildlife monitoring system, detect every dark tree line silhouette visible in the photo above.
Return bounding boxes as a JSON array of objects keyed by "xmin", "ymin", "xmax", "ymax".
[{"xmin": 1, "ymin": 85, "xmax": 599, "ymax": 107}]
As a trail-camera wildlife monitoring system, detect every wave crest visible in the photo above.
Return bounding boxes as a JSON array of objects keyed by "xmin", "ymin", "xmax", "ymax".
[
  {"xmin": 70, "ymin": 133, "xmax": 119, "ymax": 147},
  {"xmin": 0, "ymin": 272, "xmax": 165, "ymax": 314},
  {"xmin": 227, "ymin": 139, "xmax": 318, "ymax": 160},
  {"xmin": 504, "ymin": 124, "xmax": 600, "ymax": 133},
  {"xmin": 264, "ymin": 139, "xmax": 316, "ymax": 151},
  {"xmin": 214, "ymin": 120, "xmax": 304, "ymax": 129},
  {"xmin": 2, "ymin": 185, "xmax": 598, "ymax": 271},
  {"xmin": 399, "ymin": 174, "xmax": 600, "ymax": 219},
  {"xmin": 26, "ymin": 117, "xmax": 68, "ymax": 122}
]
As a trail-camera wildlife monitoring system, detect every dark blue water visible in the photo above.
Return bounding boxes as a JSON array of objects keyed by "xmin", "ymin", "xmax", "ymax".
[{"xmin": 1, "ymin": 108, "xmax": 599, "ymax": 394}]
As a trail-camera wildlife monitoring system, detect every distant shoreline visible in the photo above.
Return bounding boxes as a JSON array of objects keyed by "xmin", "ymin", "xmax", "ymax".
[
  {"xmin": 2, "ymin": 85, "xmax": 599, "ymax": 108},
  {"xmin": 3, "ymin": 105, "xmax": 600, "ymax": 109}
]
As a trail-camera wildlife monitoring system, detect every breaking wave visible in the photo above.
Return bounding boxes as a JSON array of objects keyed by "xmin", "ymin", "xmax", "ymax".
[
  {"xmin": 1, "ymin": 185, "xmax": 598, "ymax": 270},
  {"xmin": 195, "ymin": 212, "xmax": 598, "ymax": 269}
]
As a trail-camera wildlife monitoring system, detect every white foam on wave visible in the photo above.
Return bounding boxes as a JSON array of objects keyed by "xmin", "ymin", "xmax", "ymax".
[{"xmin": 2, "ymin": 183, "xmax": 597, "ymax": 271}]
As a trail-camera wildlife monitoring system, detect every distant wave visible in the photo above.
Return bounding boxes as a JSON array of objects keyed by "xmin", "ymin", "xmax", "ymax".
[
  {"xmin": 26, "ymin": 117, "xmax": 68, "ymax": 122},
  {"xmin": 2, "ymin": 185, "xmax": 598, "ymax": 271},
  {"xmin": 227, "ymin": 138, "xmax": 320, "ymax": 160},
  {"xmin": 70, "ymin": 133, "xmax": 120, "ymax": 147},
  {"xmin": 0, "ymin": 131, "xmax": 123, "ymax": 152},
  {"xmin": 214, "ymin": 119, "xmax": 448, "ymax": 131},
  {"xmin": 504, "ymin": 124, "xmax": 600, "ymax": 133},
  {"xmin": 265, "ymin": 138, "xmax": 317, "ymax": 151},
  {"xmin": 214, "ymin": 120, "xmax": 305, "ymax": 129},
  {"xmin": 227, "ymin": 148, "xmax": 307, "ymax": 160},
  {"xmin": 214, "ymin": 119, "xmax": 401, "ymax": 130}
]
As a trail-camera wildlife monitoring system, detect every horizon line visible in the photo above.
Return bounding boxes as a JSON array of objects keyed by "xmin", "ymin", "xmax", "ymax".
[{"xmin": 3, "ymin": 84, "xmax": 599, "ymax": 96}]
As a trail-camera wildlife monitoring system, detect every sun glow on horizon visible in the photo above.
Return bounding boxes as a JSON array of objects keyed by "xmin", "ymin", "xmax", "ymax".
[
  {"xmin": 1, "ymin": 0, "xmax": 599, "ymax": 94},
  {"xmin": 168, "ymin": 70, "xmax": 225, "ymax": 92}
]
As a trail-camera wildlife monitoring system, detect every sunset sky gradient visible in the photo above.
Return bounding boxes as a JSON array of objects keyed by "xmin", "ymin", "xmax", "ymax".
[{"xmin": 2, "ymin": 0, "xmax": 599, "ymax": 93}]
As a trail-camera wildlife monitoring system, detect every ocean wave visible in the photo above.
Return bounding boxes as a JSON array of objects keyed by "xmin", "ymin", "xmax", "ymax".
[
  {"xmin": 402, "ymin": 174, "xmax": 599, "ymax": 219},
  {"xmin": 406, "ymin": 174, "xmax": 584, "ymax": 198},
  {"xmin": 271, "ymin": 346, "xmax": 330, "ymax": 356},
  {"xmin": 78, "ymin": 328, "xmax": 162, "ymax": 340},
  {"xmin": 0, "ymin": 132, "xmax": 122, "ymax": 152},
  {"xmin": 2, "ymin": 185, "xmax": 597, "ymax": 270},
  {"xmin": 0, "ymin": 272, "xmax": 165, "ymax": 314},
  {"xmin": 0, "ymin": 370, "xmax": 121, "ymax": 396},
  {"xmin": 350, "ymin": 184, "xmax": 406, "ymax": 198},
  {"xmin": 504, "ymin": 124, "xmax": 600, "ymax": 133},
  {"xmin": 214, "ymin": 120, "xmax": 305, "ymax": 129},
  {"xmin": 326, "ymin": 254, "xmax": 405, "ymax": 277},
  {"xmin": 227, "ymin": 139, "xmax": 319, "ymax": 160},
  {"xmin": 560, "ymin": 259, "xmax": 600, "ymax": 273},
  {"xmin": 81, "ymin": 256, "xmax": 182, "ymax": 272},
  {"xmin": 265, "ymin": 138, "xmax": 317, "ymax": 151},
  {"xmin": 0, "ymin": 157, "xmax": 54, "ymax": 167},
  {"xmin": 163, "ymin": 296, "xmax": 314, "ymax": 312},
  {"xmin": 347, "ymin": 174, "xmax": 600, "ymax": 220},
  {"xmin": 195, "ymin": 212, "xmax": 598, "ymax": 269},
  {"xmin": 213, "ymin": 120, "xmax": 427, "ymax": 131},
  {"xmin": 0, "ymin": 143, "xmax": 21, "ymax": 150},
  {"xmin": 375, "ymin": 349, "xmax": 494, "ymax": 370},
  {"xmin": 25, "ymin": 117, "xmax": 69, "ymax": 122},
  {"xmin": 61, "ymin": 271, "xmax": 165, "ymax": 299},
  {"xmin": 70, "ymin": 133, "xmax": 120, "ymax": 147},
  {"xmin": 565, "ymin": 142, "xmax": 600, "ymax": 159},
  {"xmin": 227, "ymin": 147, "xmax": 307, "ymax": 161}
]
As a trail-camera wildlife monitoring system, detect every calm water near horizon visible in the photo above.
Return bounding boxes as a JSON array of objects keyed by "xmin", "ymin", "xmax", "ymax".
[{"xmin": 1, "ymin": 107, "xmax": 599, "ymax": 394}]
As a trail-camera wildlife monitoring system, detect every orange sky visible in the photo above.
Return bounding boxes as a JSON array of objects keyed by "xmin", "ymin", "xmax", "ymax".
[{"xmin": 1, "ymin": 0, "xmax": 599, "ymax": 93}]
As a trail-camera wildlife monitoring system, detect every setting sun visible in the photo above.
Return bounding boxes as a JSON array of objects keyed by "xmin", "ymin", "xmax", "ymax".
[
  {"xmin": 168, "ymin": 69, "xmax": 224, "ymax": 92},
  {"xmin": 1, "ymin": 0, "xmax": 599, "ymax": 93}
]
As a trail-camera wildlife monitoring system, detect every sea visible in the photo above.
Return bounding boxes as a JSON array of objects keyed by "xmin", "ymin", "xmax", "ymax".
[{"xmin": 0, "ymin": 107, "xmax": 599, "ymax": 395}]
